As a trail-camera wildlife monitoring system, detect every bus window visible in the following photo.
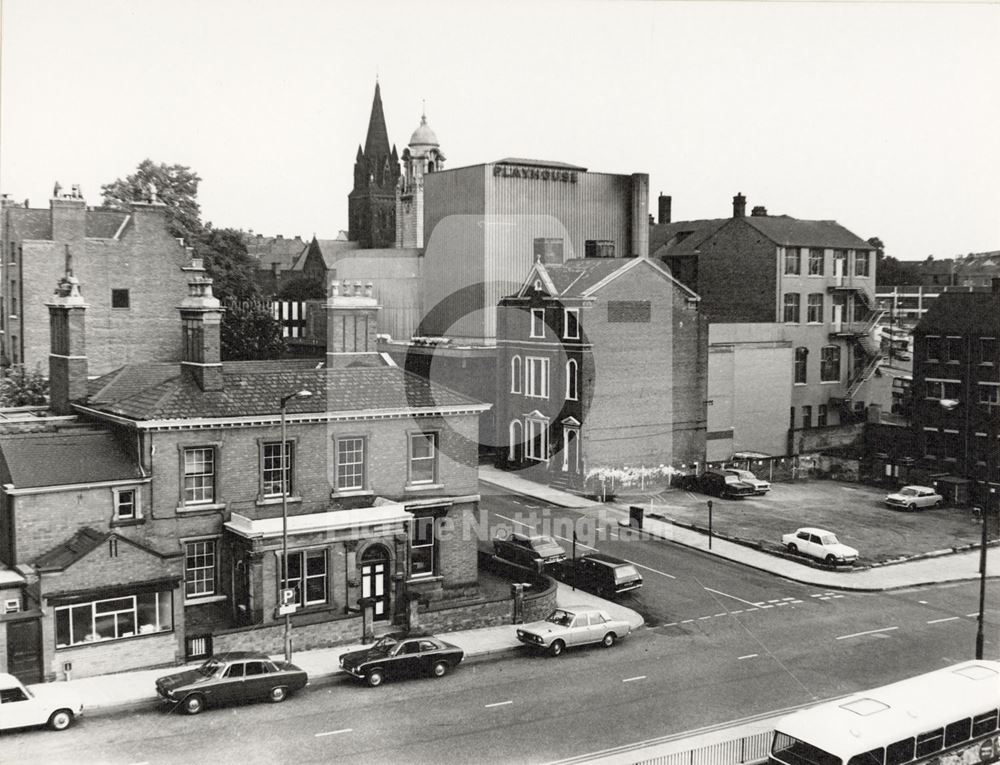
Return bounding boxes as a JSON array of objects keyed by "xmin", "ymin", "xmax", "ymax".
[
  {"xmin": 973, "ymin": 710, "xmax": 999, "ymax": 737},
  {"xmin": 847, "ymin": 748, "xmax": 883, "ymax": 765},
  {"xmin": 885, "ymin": 739, "xmax": 913, "ymax": 765},
  {"xmin": 944, "ymin": 718, "xmax": 971, "ymax": 747},
  {"xmin": 914, "ymin": 729, "xmax": 943, "ymax": 757}
]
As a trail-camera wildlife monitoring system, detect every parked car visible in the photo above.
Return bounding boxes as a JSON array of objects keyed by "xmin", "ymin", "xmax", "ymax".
[
  {"xmin": 516, "ymin": 606, "xmax": 632, "ymax": 656},
  {"xmin": 339, "ymin": 633, "xmax": 464, "ymax": 687},
  {"xmin": 0, "ymin": 672, "xmax": 83, "ymax": 732},
  {"xmin": 555, "ymin": 553, "xmax": 643, "ymax": 598},
  {"xmin": 884, "ymin": 485, "xmax": 943, "ymax": 511},
  {"xmin": 781, "ymin": 527, "xmax": 859, "ymax": 566},
  {"xmin": 155, "ymin": 651, "xmax": 308, "ymax": 714},
  {"xmin": 723, "ymin": 468, "xmax": 770, "ymax": 495},
  {"xmin": 677, "ymin": 470, "xmax": 756, "ymax": 499},
  {"xmin": 493, "ymin": 532, "xmax": 566, "ymax": 568}
]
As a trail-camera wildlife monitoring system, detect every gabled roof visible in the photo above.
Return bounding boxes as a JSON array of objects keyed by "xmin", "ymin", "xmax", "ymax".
[
  {"xmin": 515, "ymin": 258, "xmax": 699, "ymax": 301},
  {"xmin": 743, "ymin": 216, "xmax": 873, "ymax": 249},
  {"xmin": 299, "ymin": 237, "xmax": 362, "ymax": 271},
  {"xmin": 84, "ymin": 359, "xmax": 487, "ymax": 422},
  {"xmin": 245, "ymin": 233, "xmax": 308, "ymax": 269},
  {"xmin": 0, "ymin": 428, "xmax": 143, "ymax": 489},
  {"xmin": 34, "ymin": 527, "xmax": 169, "ymax": 572},
  {"xmin": 649, "ymin": 219, "xmax": 727, "ymax": 257}
]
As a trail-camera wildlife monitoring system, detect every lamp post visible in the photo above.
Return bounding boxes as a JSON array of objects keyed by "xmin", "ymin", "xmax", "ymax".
[{"xmin": 280, "ymin": 389, "xmax": 313, "ymax": 663}]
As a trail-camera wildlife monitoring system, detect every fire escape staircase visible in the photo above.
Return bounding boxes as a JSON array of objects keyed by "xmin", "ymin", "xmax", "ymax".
[{"xmin": 827, "ymin": 280, "xmax": 885, "ymax": 400}]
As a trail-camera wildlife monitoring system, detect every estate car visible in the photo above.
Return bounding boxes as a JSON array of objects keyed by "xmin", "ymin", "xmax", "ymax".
[{"xmin": 557, "ymin": 553, "xmax": 643, "ymax": 598}]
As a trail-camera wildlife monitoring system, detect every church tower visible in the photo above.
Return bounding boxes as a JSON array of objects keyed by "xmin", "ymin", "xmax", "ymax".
[
  {"xmin": 396, "ymin": 108, "xmax": 445, "ymax": 248},
  {"xmin": 349, "ymin": 81, "xmax": 400, "ymax": 248}
]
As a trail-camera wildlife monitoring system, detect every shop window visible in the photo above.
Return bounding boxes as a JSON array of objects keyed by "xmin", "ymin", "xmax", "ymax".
[
  {"xmin": 55, "ymin": 591, "xmax": 173, "ymax": 647},
  {"xmin": 281, "ymin": 549, "xmax": 327, "ymax": 607},
  {"xmin": 409, "ymin": 432, "xmax": 438, "ymax": 485},
  {"xmin": 261, "ymin": 441, "xmax": 293, "ymax": 498},
  {"xmin": 183, "ymin": 447, "xmax": 215, "ymax": 505},
  {"xmin": 185, "ymin": 540, "xmax": 217, "ymax": 598},
  {"xmin": 335, "ymin": 437, "xmax": 366, "ymax": 491},
  {"xmin": 783, "ymin": 293, "xmax": 801, "ymax": 323}
]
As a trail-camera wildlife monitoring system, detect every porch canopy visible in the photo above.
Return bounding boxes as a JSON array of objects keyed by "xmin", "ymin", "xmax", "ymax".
[{"xmin": 225, "ymin": 502, "xmax": 413, "ymax": 541}]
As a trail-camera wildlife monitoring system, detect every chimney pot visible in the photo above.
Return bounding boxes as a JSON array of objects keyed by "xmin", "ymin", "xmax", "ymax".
[
  {"xmin": 751, "ymin": 205, "xmax": 767, "ymax": 217},
  {"xmin": 733, "ymin": 193, "xmax": 747, "ymax": 218}
]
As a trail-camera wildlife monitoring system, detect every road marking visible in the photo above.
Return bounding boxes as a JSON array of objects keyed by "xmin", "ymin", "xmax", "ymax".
[
  {"xmin": 681, "ymin": 619, "xmax": 694, "ymax": 623},
  {"xmin": 731, "ymin": 609, "xmax": 743, "ymax": 615},
  {"xmin": 664, "ymin": 622, "xmax": 678, "ymax": 627},
  {"xmin": 738, "ymin": 654, "xmax": 758, "ymax": 660},
  {"xmin": 927, "ymin": 616, "xmax": 960, "ymax": 624},
  {"xmin": 835, "ymin": 626, "xmax": 898, "ymax": 640},
  {"xmin": 620, "ymin": 559, "xmax": 676, "ymax": 579},
  {"xmin": 759, "ymin": 605, "xmax": 773, "ymax": 609},
  {"xmin": 698, "ymin": 615, "xmax": 711, "ymax": 620},
  {"xmin": 714, "ymin": 612, "xmax": 727, "ymax": 617},
  {"xmin": 553, "ymin": 534, "xmax": 597, "ymax": 551},
  {"xmin": 495, "ymin": 513, "xmax": 534, "ymax": 529},
  {"xmin": 485, "ymin": 700, "xmax": 513, "ymax": 708},
  {"xmin": 967, "ymin": 612, "xmax": 979, "ymax": 617},
  {"xmin": 315, "ymin": 729, "xmax": 353, "ymax": 737},
  {"xmin": 703, "ymin": 587, "xmax": 760, "ymax": 607},
  {"xmin": 776, "ymin": 602, "xmax": 788, "ymax": 607},
  {"xmin": 622, "ymin": 675, "xmax": 646, "ymax": 683},
  {"xmin": 767, "ymin": 599, "xmax": 782, "ymax": 604},
  {"xmin": 744, "ymin": 607, "xmax": 758, "ymax": 612},
  {"xmin": 919, "ymin": 600, "xmax": 928, "ymax": 604}
]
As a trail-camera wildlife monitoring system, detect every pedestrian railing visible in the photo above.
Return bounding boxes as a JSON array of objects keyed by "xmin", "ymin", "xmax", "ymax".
[{"xmin": 629, "ymin": 731, "xmax": 772, "ymax": 765}]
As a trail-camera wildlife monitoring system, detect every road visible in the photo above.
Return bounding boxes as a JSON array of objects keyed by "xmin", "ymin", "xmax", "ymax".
[{"xmin": 4, "ymin": 491, "xmax": 996, "ymax": 764}]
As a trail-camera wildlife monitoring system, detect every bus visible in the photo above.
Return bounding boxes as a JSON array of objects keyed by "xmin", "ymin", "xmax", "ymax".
[{"xmin": 769, "ymin": 661, "xmax": 1000, "ymax": 765}]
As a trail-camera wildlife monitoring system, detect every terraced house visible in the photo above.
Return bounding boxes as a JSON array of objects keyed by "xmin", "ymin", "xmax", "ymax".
[{"xmin": 0, "ymin": 260, "xmax": 487, "ymax": 683}]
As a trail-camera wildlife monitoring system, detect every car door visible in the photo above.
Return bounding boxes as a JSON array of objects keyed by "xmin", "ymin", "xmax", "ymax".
[
  {"xmin": 585, "ymin": 612, "xmax": 606, "ymax": 645},
  {"xmin": 243, "ymin": 660, "xmax": 269, "ymax": 699},
  {"xmin": 216, "ymin": 661, "xmax": 245, "ymax": 703},
  {"xmin": 565, "ymin": 613, "xmax": 589, "ymax": 646},
  {"xmin": 0, "ymin": 684, "xmax": 42, "ymax": 729},
  {"xmin": 807, "ymin": 533, "xmax": 824, "ymax": 559},
  {"xmin": 392, "ymin": 640, "xmax": 422, "ymax": 678}
]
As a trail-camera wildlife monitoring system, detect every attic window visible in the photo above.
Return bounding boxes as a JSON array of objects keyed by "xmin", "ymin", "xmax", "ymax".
[{"xmin": 111, "ymin": 289, "xmax": 130, "ymax": 309}]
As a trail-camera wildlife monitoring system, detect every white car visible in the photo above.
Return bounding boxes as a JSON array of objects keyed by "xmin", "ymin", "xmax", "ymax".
[
  {"xmin": 884, "ymin": 485, "xmax": 943, "ymax": 511},
  {"xmin": 723, "ymin": 468, "xmax": 770, "ymax": 494},
  {"xmin": 781, "ymin": 527, "xmax": 858, "ymax": 566},
  {"xmin": 516, "ymin": 606, "xmax": 632, "ymax": 656},
  {"xmin": 0, "ymin": 672, "xmax": 83, "ymax": 732}
]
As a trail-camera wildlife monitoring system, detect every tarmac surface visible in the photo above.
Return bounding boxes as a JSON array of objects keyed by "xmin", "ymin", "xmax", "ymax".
[{"xmin": 27, "ymin": 466, "xmax": 1000, "ymax": 747}]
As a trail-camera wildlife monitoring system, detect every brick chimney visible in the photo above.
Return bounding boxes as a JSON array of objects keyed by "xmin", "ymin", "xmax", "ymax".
[
  {"xmin": 732, "ymin": 193, "xmax": 746, "ymax": 218},
  {"xmin": 50, "ymin": 183, "xmax": 86, "ymax": 241},
  {"xmin": 658, "ymin": 194, "xmax": 672, "ymax": 225},
  {"xmin": 47, "ymin": 245, "xmax": 88, "ymax": 415},
  {"xmin": 178, "ymin": 256, "xmax": 224, "ymax": 391},
  {"xmin": 326, "ymin": 280, "xmax": 381, "ymax": 367}
]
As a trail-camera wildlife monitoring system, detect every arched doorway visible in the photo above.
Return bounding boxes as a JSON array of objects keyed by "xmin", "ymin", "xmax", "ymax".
[{"xmin": 359, "ymin": 544, "xmax": 391, "ymax": 621}]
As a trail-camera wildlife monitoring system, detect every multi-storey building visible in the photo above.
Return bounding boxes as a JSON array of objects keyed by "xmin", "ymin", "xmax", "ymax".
[
  {"xmin": 495, "ymin": 257, "xmax": 707, "ymax": 490},
  {"xmin": 0, "ymin": 260, "xmax": 487, "ymax": 682},
  {"xmin": 652, "ymin": 193, "xmax": 880, "ymax": 458},
  {"xmin": 911, "ymin": 282, "xmax": 1000, "ymax": 506},
  {"xmin": 0, "ymin": 190, "xmax": 191, "ymax": 374}
]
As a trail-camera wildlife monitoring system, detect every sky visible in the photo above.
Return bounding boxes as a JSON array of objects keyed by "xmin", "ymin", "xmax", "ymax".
[{"xmin": 1, "ymin": 0, "xmax": 997, "ymax": 261}]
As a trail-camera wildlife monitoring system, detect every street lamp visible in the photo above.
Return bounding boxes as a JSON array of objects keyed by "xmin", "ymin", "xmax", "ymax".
[{"xmin": 280, "ymin": 389, "xmax": 313, "ymax": 663}]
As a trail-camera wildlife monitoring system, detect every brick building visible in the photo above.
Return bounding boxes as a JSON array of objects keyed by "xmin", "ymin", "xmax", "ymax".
[
  {"xmin": 0, "ymin": 259, "xmax": 488, "ymax": 682},
  {"xmin": 652, "ymin": 193, "xmax": 880, "ymax": 459},
  {"xmin": 0, "ymin": 189, "xmax": 192, "ymax": 374},
  {"xmin": 245, "ymin": 232, "xmax": 308, "ymax": 296},
  {"xmin": 495, "ymin": 257, "xmax": 707, "ymax": 491}
]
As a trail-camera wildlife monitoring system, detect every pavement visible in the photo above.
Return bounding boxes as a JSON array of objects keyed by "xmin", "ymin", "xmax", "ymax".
[{"xmin": 34, "ymin": 465, "xmax": 998, "ymax": 722}]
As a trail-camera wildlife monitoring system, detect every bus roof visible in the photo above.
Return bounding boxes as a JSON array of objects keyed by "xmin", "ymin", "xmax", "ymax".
[{"xmin": 774, "ymin": 661, "xmax": 1000, "ymax": 757}]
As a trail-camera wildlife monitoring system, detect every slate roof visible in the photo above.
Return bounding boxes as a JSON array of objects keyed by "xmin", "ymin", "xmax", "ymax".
[
  {"xmin": 915, "ymin": 289, "xmax": 1000, "ymax": 335},
  {"xmin": 543, "ymin": 259, "xmax": 636, "ymax": 297},
  {"xmin": 84, "ymin": 210, "xmax": 128, "ymax": 238},
  {"xmin": 651, "ymin": 215, "xmax": 873, "ymax": 256},
  {"xmin": 245, "ymin": 234, "xmax": 308, "ymax": 269},
  {"xmin": 298, "ymin": 237, "xmax": 361, "ymax": 271},
  {"xmin": 0, "ymin": 429, "xmax": 143, "ymax": 489},
  {"xmin": 84, "ymin": 359, "xmax": 486, "ymax": 421},
  {"xmin": 649, "ymin": 219, "xmax": 727, "ymax": 257},
  {"xmin": 34, "ymin": 527, "xmax": 107, "ymax": 572}
]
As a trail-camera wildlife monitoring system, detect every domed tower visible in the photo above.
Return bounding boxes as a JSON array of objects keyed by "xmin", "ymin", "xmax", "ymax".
[
  {"xmin": 396, "ymin": 108, "xmax": 445, "ymax": 248},
  {"xmin": 349, "ymin": 81, "xmax": 401, "ymax": 248}
]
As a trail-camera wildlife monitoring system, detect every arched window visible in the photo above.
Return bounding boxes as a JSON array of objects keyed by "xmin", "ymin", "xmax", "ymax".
[
  {"xmin": 511, "ymin": 355, "xmax": 522, "ymax": 394},
  {"xmin": 508, "ymin": 420, "xmax": 522, "ymax": 462},
  {"xmin": 794, "ymin": 347, "xmax": 808, "ymax": 384},
  {"xmin": 566, "ymin": 359, "xmax": 578, "ymax": 401}
]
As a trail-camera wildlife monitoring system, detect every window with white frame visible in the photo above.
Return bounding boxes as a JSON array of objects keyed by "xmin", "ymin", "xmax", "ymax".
[
  {"xmin": 409, "ymin": 432, "xmax": 438, "ymax": 484},
  {"xmin": 817, "ymin": 404, "xmax": 828, "ymax": 426},
  {"xmin": 183, "ymin": 447, "xmax": 215, "ymax": 505},
  {"xmin": 114, "ymin": 487, "xmax": 138, "ymax": 521},
  {"xmin": 784, "ymin": 247, "xmax": 801, "ymax": 275},
  {"xmin": 820, "ymin": 345, "xmax": 841, "ymax": 382},
  {"xmin": 926, "ymin": 378, "xmax": 961, "ymax": 401},
  {"xmin": 335, "ymin": 437, "xmax": 366, "ymax": 491},
  {"xmin": 261, "ymin": 441, "xmax": 293, "ymax": 498},
  {"xmin": 410, "ymin": 515, "xmax": 437, "ymax": 578},
  {"xmin": 980, "ymin": 337, "xmax": 997, "ymax": 365},
  {"xmin": 525, "ymin": 417, "xmax": 549, "ymax": 461},
  {"xmin": 807, "ymin": 293, "xmax": 824, "ymax": 323},
  {"xmin": 563, "ymin": 308, "xmax": 580, "ymax": 339},
  {"xmin": 185, "ymin": 540, "xmax": 217, "ymax": 598},
  {"xmin": 783, "ymin": 293, "xmax": 800, "ymax": 323},
  {"xmin": 525, "ymin": 356, "xmax": 550, "ymax": 398},
  {"xmin": 511, "ymin": 355, "xmax": 522, "ymax": 393},
  {"xmin": 794, "ymin": 347, "xmax": 808, "ymax": 384},
  {"xmin": 530, "ymin": 308, "xmax": 545, "ymax": 338},
  {"xmin": 979, "ymin": 383, "xmax": 1000, "ymax": 406},
  {"xmin": 55, "ymin": 591, "xmax": 173, "ymax": 648},
  {"xmin": 855, "ymin": 250, "xmax": 871, "ymax": 277},
  {"xmin": 566, "ymin": 359, "xmax": 579, "ymax": 401},
  {"xmin": 281, "ymin": 549, "xmax": 327, "ymax": 606},
  {"xmin": 808, "ymin": 248, "xmax": 824, "ymax": 275}
]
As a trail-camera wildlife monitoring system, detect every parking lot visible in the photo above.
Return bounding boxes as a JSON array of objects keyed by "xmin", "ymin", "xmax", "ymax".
[{"xmin": 634, "ymin": 480, "xmax": 988, "ymax": 565}]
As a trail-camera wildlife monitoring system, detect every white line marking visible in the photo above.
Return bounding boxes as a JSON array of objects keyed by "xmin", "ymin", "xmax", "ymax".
[
  {"xmin": 698, "ymin": 615, "xmax": 711, "ymax": 620},
  {"xmin": 495, "ymin": 513, "xmax": 534, "ymax": 529},
  {"xmin": 731, "ymin": 609, "xmax": 743, "ymax": 615},
  {"xmin": 703, "ymin": 587, "xmax": 760, "ymax": 607},
  {"xmin": 967, "ymin": 612, "xmax": 980, "ymax": 617},
  {"xmin": 767, "ymin": 599, "xmax": 781, "ymax": 604},
  {"xmin": 664, "ymin": 622, "xmax": 678, "ymax": 627},
  {"xmin": 835, "ymin": 626, "xmax": 898, "ymax": 640},
  {"xmin": 781, "ymin": 597, "xmax": 795, "ymax": 601},
  {"xmin": 759, "ymin": 605, "xmax": 773, "ymax": 609},
  {"xmin": 620, "ymin": 559, "xmax": 676, "ymax": 579},
  {"xmin": 776, "ymin": 602, "xmax": 788, "ymax": 607},
  {"xmin": 744, "ymin": 607, "xmax": 758, "ymax": 612},
  {"xmin": 622, "ymin": 675, "xmax": 646, "ymax": 683},
  {"xmin": 927, "ymin": 616, "xmax": 960, "ymax": 624},
  {"xmin": 832, "ymin": 594, "xmax": 845, "ymax": 599},
  {"xmin": 553, "ymin": 534, "xmax": 597, "ymax": 551},
  {"xmin": 738, "ymin": 654, "xmax": 758, "ymax": 660},
  {"xmin": 919, "ymin": 600, "xmax": 928, "ymax": 604},
  {"xmin": 315, "ymin": 729, "xmax": 353, "ymax": 738},
  {"xmin": 681, "ymin": 619, "xmax": 694, "ymax": 623},
  {"xmin": 714, "ymin": 612, "xmax": 727, "ymax": 617},
  {"xmin": 485, "ymin": 700, "xmax": 513, "ymax": 708}
]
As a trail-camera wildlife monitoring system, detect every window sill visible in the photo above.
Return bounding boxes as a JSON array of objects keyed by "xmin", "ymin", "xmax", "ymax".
[
  {"xmin": 330, "ymin": 489, "xmax": 373, "ymax": 499},
  {"xmin": 820, "ymin": 380, "xmax": 840, "ymax": 385},
  {"xmin": 110, "ymin": 517, "xmax": 146, "ymax": 528},
  {"xmin": 405, "ymin": 483, "xmax": 444, "ymax": 492},
  {"xmin": 256, "ymin": 495, "xmax": 302, "ymax": 507},
  {"xmin": 176, "ymin": 502, "xmax": 226, "ymax": 514},
  {"xmin": 185, "ymin": 594, "xmax": 227, "ymax": 606},
  {"xmin": 407, "ymin": 575, "xmax": 443, "ymax": 586}
]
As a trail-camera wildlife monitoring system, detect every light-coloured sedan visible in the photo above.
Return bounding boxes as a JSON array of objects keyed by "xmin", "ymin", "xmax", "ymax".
[
  {"xmin": 884, "ymin": 485, "xmax": 943, "ymax": 511},
  {"xmin": 516, "ymin": 606, "xmax": 631, "ymax": 656},
  {"xmin": 781, "ymin": 527, "xmax": 859, "ymax": 566}
]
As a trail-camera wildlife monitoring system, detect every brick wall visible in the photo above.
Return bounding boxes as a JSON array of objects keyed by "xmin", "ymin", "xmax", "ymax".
[{"xmin": 50, "ymin": 632, "xmax": 177, "ymax": 681}]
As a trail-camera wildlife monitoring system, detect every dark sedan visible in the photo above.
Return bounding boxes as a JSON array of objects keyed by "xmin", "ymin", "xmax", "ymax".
[
  {"xmin": 339, "ymin": 633, "xmax": 464, "ymax": 687},
  {"xmin": 155, "ymin": 651, "xmax": 308, "ymax": 715}
]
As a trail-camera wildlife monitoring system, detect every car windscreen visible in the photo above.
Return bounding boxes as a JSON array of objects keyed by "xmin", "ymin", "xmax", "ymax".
[
  {"xmin": 372, "ymin": 636, "xmax": 398, "ymax": 653},
  {"xmin": 613, "ymin": 565, "xmax": 640, "ymax": 581},
  {"xmin": 545, "ymin": 609, "xmax": 573, "ymax": 626},
  {"xmin": 899, "ymin": 488, "xmax": 918, "ymax": 496},
  {"xmin": 819, "ymin": 534, "xmax": 839, "ymax": 545},
  {"xmin": 532, "ymin": 536, "xmax": 559, "ymax": 549},
  {"xmin": 198, "ymin": 658, "xmax": 224, "ymax": 677}
]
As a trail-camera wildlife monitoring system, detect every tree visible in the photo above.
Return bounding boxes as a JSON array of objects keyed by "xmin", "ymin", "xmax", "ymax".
[
  {"xmin": 277, "ymin": 276, "xmax": 327, "ymax": 301},
  {"xmin": 198, "ymin": 227, "xmax": 259, "ymax": 301},
  {"xmin": 101, "ymin": 159, "xmax": 203, "ymax": 245},
  {"xmin": 0, "ymin": 365, "xmax": 49, "ymax": 406},
  {"xmin": 221, "ymin": 301, "xmax": 285, "ymax": 361}
]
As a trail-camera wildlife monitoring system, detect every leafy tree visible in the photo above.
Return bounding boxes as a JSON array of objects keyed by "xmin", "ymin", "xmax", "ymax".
[
  {"xmin": 277, "ymin": 276, "xmax": 327, "ymax": 301},
  {"xmin": 0, "ymin": 365, "xmax": 49, "ymax": 406},
  {"xmin": 198, "ymin": 227, "xmax": 259, "ymax": 301},
  {"xmin": 868, "ymin": 236, "xmax": 920, "ymax": 285},
  {"xmin": 101, "ymin": 159, "xmax": 203, "ymax": 245},
  {"xmin": 221, "ymin": 301, "xmax": 285, "ymax": 361}
]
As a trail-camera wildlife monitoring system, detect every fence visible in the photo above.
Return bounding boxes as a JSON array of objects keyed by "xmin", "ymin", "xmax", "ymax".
[{"xmin": 631, "ymin": 732, "xmax": 771, "ymax": 765}]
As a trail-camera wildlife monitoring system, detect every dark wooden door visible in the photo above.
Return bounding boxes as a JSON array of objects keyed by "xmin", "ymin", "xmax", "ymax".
[{"xmin": 7, "ymin": 619, "xmax": 42, "ymax": 684}]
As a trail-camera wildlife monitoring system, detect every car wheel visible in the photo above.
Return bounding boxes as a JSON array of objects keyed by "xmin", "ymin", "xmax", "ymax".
[
  {"xmin": 602, "ymin": 632, "xmax": 616, "ymax": 648},
  {"xmin": 47, "ymin": 709, "xmax": 73, "ymax": 731},
  {"xmin": 787, "ymin": 543, "xmax": 798, "ymax": 554},
  {"xmin": 549, "ymin": 639, "xmax": 565, "ymax": 657},
  {"xmin": 432, "ymin": 660, "xmax": 448, "ymax": 678},
  {"xmin": 269, "ymin": 686, "xmax": 287, "ymax": 703},
  {"xmin": 366, "ymin": 669, "xmax": 384, "ymax": 687},
  {"xmin": 183, "ymin": 694, "xmax": 205, "ymax": 715},
  {"xmin": 825, "ymin": 554, "xmax": 836, "ymax": 565},
  {"xmin": 908, "ymin": 502, "xmax": 917, "ymax": 511},
  {"xmin": 934, "ymin": 500, "xmax": 942, "ymax": 508}
]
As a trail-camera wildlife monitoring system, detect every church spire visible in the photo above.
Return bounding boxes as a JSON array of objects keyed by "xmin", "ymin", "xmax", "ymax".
[{"xmin": 363, "ymin": 81, "xmax": 391, "ymax": 159}]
